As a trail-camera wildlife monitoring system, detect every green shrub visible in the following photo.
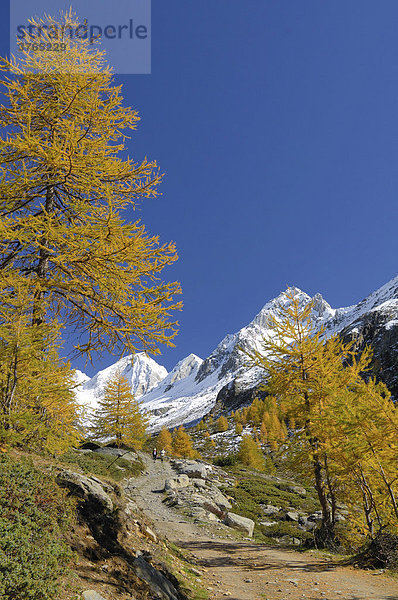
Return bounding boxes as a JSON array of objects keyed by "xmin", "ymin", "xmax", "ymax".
[
  {"xmin": 0, "ymin": 455, "xmax": 74, "ymax": 600},
  {"xmin": 214, "ymin": 454, "xmax": 237, "ymax": 467},
  {"xmin": 258, "ymin": 521, "xmax": 312, "ymax": 542},
  {"xmin": 58, "ymin": 449, "xmax": 144, "ymax": 481}
]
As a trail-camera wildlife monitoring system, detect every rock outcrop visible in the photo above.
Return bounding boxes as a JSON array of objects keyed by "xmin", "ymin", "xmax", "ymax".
[
  {"xmin": 55, "ymin": 469, "xmax": 114, "ymax": 512},
  {"xmin": 133, "ymin": 555, "xmax": 181, "ymax": 600},
  {"xmin": 341, "ymin": 308, "xmax": 398, "ymax": 398}
]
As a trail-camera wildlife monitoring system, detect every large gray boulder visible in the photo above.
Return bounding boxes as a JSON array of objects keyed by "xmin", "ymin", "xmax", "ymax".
[
  {"xmin": 280, "ymin": 510, "xmax": 299, "ymax": 522},
  {"xmin": 201, "ymin": 499, "xmax": 224, "ymax": 518},
  {"xmin": 298, "ymin": 516, "xmax": 316, "ymax": 531},
  {"xmin": 55, "ymin": 469, "xmax": 113, "ymax": 512},
  {"xmin": 181, "ymin": 464, "xmax": 208, "ymax": 479},
  {"xmin": 224, "ymin": 512, "xmax": 254, "ymax": 537},
  {"xmin": 173, "ymin": 460, "xmax": 209, "ymax": 479},
  {"xmin": 192, "ymin": 478, "xmax": 207, "ymax": 489},
  {"xmin": 164, "ymin": 474, "xmax": 190, "ymax": 491},
  {"xmin": 286, "ymin": 484, "xmax": 307, "ymax": 497}
]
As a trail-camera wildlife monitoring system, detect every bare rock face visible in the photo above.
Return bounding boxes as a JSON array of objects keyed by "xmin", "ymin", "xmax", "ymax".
[
  {"xmin": 341, "ymin": 310, "xmax": 398, "ymax": 398},
  {"xmin": 164, "ymin": 354, "xmax": 203, "ymax": 391},
  {"xmin": 211, "ymin": 379, "xmax": 267, "ymax": 417}
]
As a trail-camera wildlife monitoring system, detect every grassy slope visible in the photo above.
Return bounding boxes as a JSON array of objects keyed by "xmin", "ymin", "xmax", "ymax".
[{"xmin": 0, "ymin": 448, "xmax": 209, "ymax": 600}]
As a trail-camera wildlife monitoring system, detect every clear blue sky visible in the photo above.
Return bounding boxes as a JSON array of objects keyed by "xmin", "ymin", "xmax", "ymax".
[{"xmin": 2, "ymin": 1, "xmax": 398, "ymax": 375}]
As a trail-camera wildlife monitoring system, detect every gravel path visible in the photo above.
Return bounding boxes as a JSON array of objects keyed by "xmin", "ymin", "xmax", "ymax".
[{"xmin": 125, "ymin": 455, "xmax": 398, "ymax": 600}]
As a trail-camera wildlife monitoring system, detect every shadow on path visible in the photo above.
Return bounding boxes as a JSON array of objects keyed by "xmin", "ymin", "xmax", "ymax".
[{"xmin": 179, "ymin": 539, "xmax": 338, "ymax": 573}]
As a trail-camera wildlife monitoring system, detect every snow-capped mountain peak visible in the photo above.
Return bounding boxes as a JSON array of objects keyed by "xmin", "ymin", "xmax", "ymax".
[
  {"xmin": 163, "ymin": 354, "xmax": 203, "ymax": 391},
  {"xmin": 74, "ymin": 352, "xmax": 167, "ymax": 413},
  {"xmin": 75, "ymin": 275, "xmax": 398, "ymax": 433}
]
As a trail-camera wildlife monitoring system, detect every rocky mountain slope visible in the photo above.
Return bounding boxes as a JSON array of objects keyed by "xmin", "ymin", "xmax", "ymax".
[{"xmin": 75, "ymin": 275, "xmax": 398, "ymax": 431}]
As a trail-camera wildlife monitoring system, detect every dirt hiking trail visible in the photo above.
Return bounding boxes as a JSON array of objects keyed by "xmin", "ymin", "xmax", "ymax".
[{"xmin": 127, "ymin": 454, "xmax": 398, "ymax": 600}]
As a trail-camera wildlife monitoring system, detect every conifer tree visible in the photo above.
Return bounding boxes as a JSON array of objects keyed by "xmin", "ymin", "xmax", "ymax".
[
  {"xmin": 156, "ymin": 426, "xmax": 173, "ymax": 453},
  {"xmin": 196, "ymin": 419, "xmax": 206, "ymax": 432},
  {"xmin": 245, "ymin": 287, "xmax": 372, "ymax": 546},
  {"xmin": 240, "ymin": 407, "xmax": 249, "ymax": 425},
  {"xmin": 0, "ymin": 11, "xmax": 181, "ymax": 361},
  {"xmin": 235, "ymin": 422, "xmax": 243, "ymax": 435},
  {"xmin": 172, "ymin": 425, "xmax": 196, "ymax": 458},
  {"xmin": 92, "ymin": 369, "xmax": 148, "ymax": 448},
  {"xmin": 233, "ymin": 411, "xmax": 242, "ymax": 424},
  {"xmin": 217, "ymin": 415, "xmax": 228, "ymax": 432},
  {"xmin": 324, "ymin": 378, "xmax": 398, "ymax": 542},
  {"xmin": 247, "ymin": 399, "xmax": 262, "ymax": 425},
  {"xmin": 259, "ymin": 419, "xmax": 268, "ymax": 443},
  {"xmin": 237, "ymin": 434, "xmax": 265, "ymax": 471},
  {"xmin": 0, "ymin": 286, "xmax": 80, "ymax": 453}
]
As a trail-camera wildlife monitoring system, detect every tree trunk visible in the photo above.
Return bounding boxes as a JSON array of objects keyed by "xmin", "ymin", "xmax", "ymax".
[
  {"xmin": 32, "ymin": 184, "xmax": 54, "ymax": 325},
  {"xmin": 324, "ymin": 454, "xmax": 337, "ymax": 525}
]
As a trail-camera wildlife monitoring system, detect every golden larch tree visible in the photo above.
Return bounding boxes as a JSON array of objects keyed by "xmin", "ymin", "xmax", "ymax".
[
  {"xmin": 172, "ymin": 425, "xmax": 196, "ymax": 458},
  {"xmin": 237, "ymin": 434, "xmax": 265, "ymax": 471},
  {"xmin": 92, "ymin": 368, "xmax": 148, "ymax": 448},
  {"xmin": 156, "ymin": 426, "xmax": 173, "ymax": 453},
  {"xmin": 217, "ymin": 415, "xmax": 228, "ymax": 432},
  {"xmin": 0, "ymin": 11, "xmax": 181, "ymax": 362},
  {"xmin": 245, "ymin": 287, "xmax": 372, "ymax": 546},
  {"xmin": 0, "ymin": 285, "xmax": 80, "ymax": 453},
  {"xmin": 235, "ymin": 422, "xmax": 243, "ymax": 435},
  {"xmin": 324, "ymin": 378, "xmax": 398, "ymax": 544}
]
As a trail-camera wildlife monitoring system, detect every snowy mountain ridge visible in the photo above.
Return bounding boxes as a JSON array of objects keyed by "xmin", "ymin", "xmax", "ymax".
[
  {"xmin": 75, "ymin": 275, "xmax": 398, "ymax": 431},
  {"xmin": 74, "ymin": 352, "xmax": 167, "ymax": 413}
]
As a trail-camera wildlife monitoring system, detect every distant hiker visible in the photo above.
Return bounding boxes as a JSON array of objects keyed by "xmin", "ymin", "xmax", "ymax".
[
  {"xmin": 160, "ymin": 449, "xmax": 165, "ymax": 462},
  {"xmin": 152, "ymin": 447, "xmax": 157, "ymax": 461}
]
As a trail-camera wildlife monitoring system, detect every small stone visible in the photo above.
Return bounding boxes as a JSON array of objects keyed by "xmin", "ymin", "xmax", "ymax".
[
  {"xmin": 82, "ymin": 592, "xmax": 108, "ymax": 600},
  {"xmin": 244, "ymin": 578, "xmax": 253, "ymax": 583},
  {"xmin": 141, "ymin": 525, "xmax": 157, "ymax": 543}
]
